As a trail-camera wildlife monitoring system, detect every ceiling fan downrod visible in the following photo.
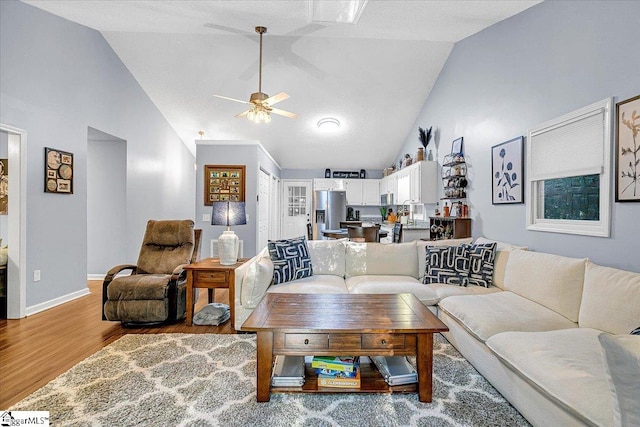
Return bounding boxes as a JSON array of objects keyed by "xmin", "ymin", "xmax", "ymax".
[{"xmin": 256, "ymin": 26, "xmax": 267, "ymax": 97}]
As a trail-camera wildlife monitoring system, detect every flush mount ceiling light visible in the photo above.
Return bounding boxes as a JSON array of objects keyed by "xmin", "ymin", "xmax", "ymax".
[
  {"xmin": 317, "ymin": 117, "xmax": 341, "ymax": 132},
  {"xmin": 310, "ymin": 0, "xmax": 369, "ymax": 24}
]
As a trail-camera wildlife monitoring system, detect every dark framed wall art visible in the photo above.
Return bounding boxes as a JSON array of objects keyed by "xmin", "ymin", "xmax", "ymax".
[
  {"xmin": 204, "ymin": 164, "xmax": 246, "ymax": 205},
  {"xmin": 615, "ymin": 94, "xmax": 640, "ymax": 202},
  {"xmin": 0, "ymin": 158, "xmax": 7, "ymax": 214},
  {"xmin": 492, "ymin": 136, "xmax": 524, "ymax": 204},
  {"xmin": 44, "ymin": 147, "xmax": 74, "ymax": 194}
]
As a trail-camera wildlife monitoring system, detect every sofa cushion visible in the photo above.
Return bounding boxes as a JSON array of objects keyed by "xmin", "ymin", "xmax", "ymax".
[
  {"xmin": 345, "ymin": 241, "xmax": 418, "ymax": 279},
  {"xmin": 467, "ymin": 242, "xmax": 497, "ymax": 287},
  {"xmin": 427, "ymin": 283, "xmax": 501, "ymax": 300},
  {"xmin": 423, "ymin": 245, "xmax": 470, "ymax": 286},
  {"xmin": 417, "ymin": 238, "xmax": 473, "ymax": 279},
  {"xmin": 598, "ymin": 333, "xmax": 640, "ymax": 427},
  {"xmin": 345, "ymin": 275, "xmax": 439, "ymax": 306},
  {"xmin": 268, "ymin": 236, "xmax": 313, "ymax": 284},
  {"xmin": 474, "ymin": 236, "xmax": 528, "ymax": 251},
  {"xmin": 503, "ymin": 249, "xmax": 586, "ymax": 322},
  {"xmin": 306, "ymin": 239, "xmax": 347, "ymax": 277},
  {"xmin": 487, "ymin": 328, "xmax": 612, "ymax": 427},
  {"xmin": 267, "ymin": 274, "xmax": 348, "ymax": 294},
  {"xmin": 439, "ymin": 292, "xmax": 577, "ymax": 342},
  {"xmin": 240, "ymin": 248, "xmax": 274, "ymax": 308},
  {"xmin": 579, "ymin": 261, "xmax": 640, "ymax": 334}
]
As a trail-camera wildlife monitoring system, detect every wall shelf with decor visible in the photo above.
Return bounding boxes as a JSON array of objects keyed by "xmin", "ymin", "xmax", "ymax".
[
  {"xmin": 428, "ymin": 217, "xmax": 472, "ymax": 241},
  {"xmin": 441, "ymin": 154, "xmax": 467, "ymax": 200}
]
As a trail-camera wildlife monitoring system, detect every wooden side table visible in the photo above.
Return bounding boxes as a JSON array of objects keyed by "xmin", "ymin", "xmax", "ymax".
[{"xmin": 184, "ymin": 258, "xmax": 248, "ymax": 328}]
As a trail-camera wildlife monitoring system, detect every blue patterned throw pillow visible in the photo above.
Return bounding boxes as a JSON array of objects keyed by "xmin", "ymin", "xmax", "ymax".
[
  {"xmin": 467, "ymin": 242, "xmax": 497, "ymax": 287},
  {"xmin": 423, "ymin": 245, "xmax": 470, "ymax": 286},
  {"xmin": 268, "ymin": 236, "xmax": 313, "ymax": 285},
  {"xmin": 631, "ymin": 327, "xmax": 640, "ymax": 335}
]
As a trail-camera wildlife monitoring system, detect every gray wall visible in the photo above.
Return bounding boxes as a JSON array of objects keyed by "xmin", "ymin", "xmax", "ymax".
[
  {"xmin": 196, "ymin": 142, "xmax": 281, "ymax": 259},
  {"xmin": 87, "ymin": 128, "xmax": 126, "ymax": 275},
  {"xmin": 0, "ymin": 1, "xmax": 196, "ymax": 309},
  {"xmin": 396, "ymin": 0, "xmax": 640, "ymax": 272}
]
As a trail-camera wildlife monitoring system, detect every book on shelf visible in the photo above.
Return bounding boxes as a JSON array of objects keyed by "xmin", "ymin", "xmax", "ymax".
[
  {"xmin": 311, "ymin": 356, "xmax": 358, "ymax": 372},
  {"xmin": 314, "ymin": 367, "xmax": 358, "ymax": 378},
  {"xmin": 317, "ymin": 368, "xmax": 361, "ymax": 388}
]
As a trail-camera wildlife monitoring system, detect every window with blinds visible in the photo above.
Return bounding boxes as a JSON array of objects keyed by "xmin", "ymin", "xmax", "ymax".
[{"xmin": 526, "ymin": 98, "xmax": 612, "ymax": 237}]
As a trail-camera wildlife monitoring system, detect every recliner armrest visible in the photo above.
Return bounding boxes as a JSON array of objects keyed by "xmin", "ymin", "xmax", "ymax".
[
  {"xmin": 104, "ymin": 264, "xmax": 137, "ymax": 281},
  {"xmin": 170, "ymin": 263, "xmax": 189, "ymax": 281}
]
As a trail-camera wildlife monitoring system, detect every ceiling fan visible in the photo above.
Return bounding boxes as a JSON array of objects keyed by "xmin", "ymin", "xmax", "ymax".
[{"xmin": 214, "ymin": 26, "xmax": 298, "ymax": 123}]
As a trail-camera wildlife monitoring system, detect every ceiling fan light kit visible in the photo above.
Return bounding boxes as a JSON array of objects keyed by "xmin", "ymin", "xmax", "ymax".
[{"xmin": 214, "ymin": 26, "xmax": 298, "ymax": 124}]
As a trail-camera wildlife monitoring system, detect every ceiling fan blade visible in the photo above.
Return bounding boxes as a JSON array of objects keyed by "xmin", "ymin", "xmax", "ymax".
[
  {"xmin": 270, "ymin": 107, "xmax": 298, "ymax": 119},
  {"xmin": 263, "ymin": 92, "xmax": 290, "ymax": 106},
  {"xmin": 213, "ymin": 94, "xmax": 250, "ymax": 104},
  {"xmin": 235, "ymin": 109, "xmax": 250, "ymax": 118}
]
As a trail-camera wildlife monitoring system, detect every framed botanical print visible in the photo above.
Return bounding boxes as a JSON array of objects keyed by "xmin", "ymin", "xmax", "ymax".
[
  {"xmin": 492, "ymin": 136, "xmax": 524, "ymax": 204},
  {"xmin": 44, "ymin": 147, "xmax": 74, "ymax": 194},
  {"xmin": 204, "ymin": 165, "xmax": 246, "ymax": 205},
  {"xmin": 615, "ymin": 94, "xmax": 640, "ymax": 202}
]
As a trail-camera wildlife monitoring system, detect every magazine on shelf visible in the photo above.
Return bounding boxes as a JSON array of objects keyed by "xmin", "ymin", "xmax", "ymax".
[
  {"xmin": 311, "ymin": 356, "xmax": 358, "ymax": 372},
  {"xmin": 370, "ymin": 356, "xmax": 418, "ymax": 386},
  {"xmin": 271, "ymin": 355, "xmax": 305, "ymax": 387},
  {"xmin": 318, "ymin": 368, "xmax": 361, "ymax": 388}
]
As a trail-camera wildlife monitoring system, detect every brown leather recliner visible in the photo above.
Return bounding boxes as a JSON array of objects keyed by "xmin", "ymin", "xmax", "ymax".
[{"xmin": 102, "ymin": 219, "xmax": 201, "ymax": 326}]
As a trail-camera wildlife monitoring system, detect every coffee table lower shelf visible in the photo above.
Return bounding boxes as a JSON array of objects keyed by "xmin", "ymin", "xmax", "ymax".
[{"xmin": 271, "ymin": 361, "xmax": 417, "ymax": 394}]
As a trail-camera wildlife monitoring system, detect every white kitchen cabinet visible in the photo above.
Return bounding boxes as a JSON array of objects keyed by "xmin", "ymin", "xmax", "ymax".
[
  {"xmin": 396, "ymin": 169, "xmax": 411, "ymax": 204},
  {"xmin": 345, "ymin": 179, "xmax": 380, "ymax": 205},
  {"xmin": 380, "ymin": 174, "xmax": 398, "ymax": 203},
  {"xmin": 313, "ymin": 178, "xmax": 345, "ymax": 191},
  {"xmin": 394, "ymin": 161, "xmax": 438, "ymax": 204},
  {"xmin": 362, "ymin": 180, "xmax": 380, "ymax": 205},
  {"xmin": 344, "ymin": 179, "xmax": 363, "ymax": 204}
]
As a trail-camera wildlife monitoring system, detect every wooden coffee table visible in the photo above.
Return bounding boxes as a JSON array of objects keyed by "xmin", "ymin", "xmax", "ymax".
[{"xmin": 241, "ymin": 293, "xmax": 449, "ymax": 402}]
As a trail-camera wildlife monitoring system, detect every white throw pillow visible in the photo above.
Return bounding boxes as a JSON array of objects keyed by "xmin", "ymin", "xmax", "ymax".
[
  {"xmin": 598, "ymin": 333, "xmax": 640, "ymax": 427},
  {"xmin": 306, "ymin": 238, "xmax": 347, "ymax": 276}
]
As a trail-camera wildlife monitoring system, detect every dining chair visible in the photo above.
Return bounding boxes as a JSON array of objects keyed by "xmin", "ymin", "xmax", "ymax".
[
  {"xmin": 392, "ymin": 223, "xmax": 403, "ymax": 243},
  {"xmin": 347, "ymin": 225, "xmax": 380, "ymax": 242}
]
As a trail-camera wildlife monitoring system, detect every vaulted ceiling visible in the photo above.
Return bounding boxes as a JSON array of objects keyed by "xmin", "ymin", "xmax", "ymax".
[{"xmin": 24, "ymin": 0, "xmax": 540, "ymax": 169}]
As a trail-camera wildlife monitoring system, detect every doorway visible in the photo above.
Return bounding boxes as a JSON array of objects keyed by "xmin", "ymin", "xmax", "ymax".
[
  {"xmin": 0, "ymin": 124, "xmax": 27, "ymax": 319},
  {"xmin": 281, "ymin": 180, "xmax": 312, "ymax": 239},
  {"xmin": 87, "ymin": 128, "xmax": 126, "ymax": 277}
]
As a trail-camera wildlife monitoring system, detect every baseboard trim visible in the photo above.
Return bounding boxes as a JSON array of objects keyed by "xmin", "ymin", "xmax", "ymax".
[
  {"xmin": 26, "ymin": 288, "xmax": 91, "ymax": 316},
  {"xmin": 87, "ymin": 273, "xmax": 106, "ymax": 280}
]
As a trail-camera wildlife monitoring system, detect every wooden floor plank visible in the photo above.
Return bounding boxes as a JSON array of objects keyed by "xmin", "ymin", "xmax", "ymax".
[{"xmin": 0, "ymin": 280, "xmax": 235, "ymax": 408}]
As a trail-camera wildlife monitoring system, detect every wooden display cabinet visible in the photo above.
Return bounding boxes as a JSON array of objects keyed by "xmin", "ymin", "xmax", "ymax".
[{"xmin": 429, "ymin": 217, "xmax": 471, "ymax": 240}]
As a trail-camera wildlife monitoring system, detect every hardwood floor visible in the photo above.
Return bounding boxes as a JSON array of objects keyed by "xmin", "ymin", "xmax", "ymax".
[{"xmin": 0, "ymin": 280, "xmax": 235, "ymax": 408}]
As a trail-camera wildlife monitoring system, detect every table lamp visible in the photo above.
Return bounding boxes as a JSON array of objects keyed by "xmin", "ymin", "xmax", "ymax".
[{"xmin": 211, "ymin": 201, "xmax": 246, "ymax": 265}]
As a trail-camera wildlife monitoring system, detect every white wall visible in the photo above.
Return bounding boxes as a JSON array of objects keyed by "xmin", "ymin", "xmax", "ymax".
[
  {"xmin": 396, "ymin": 0, "xmax": 640, "ymax": 272},
  {"xmin": 0, "ymin": 1, "xmax": 196, "ymax": 309}
]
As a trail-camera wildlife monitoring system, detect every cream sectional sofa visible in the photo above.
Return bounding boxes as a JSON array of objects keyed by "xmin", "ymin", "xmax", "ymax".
[{"xmin": 233, "ymin": 237, "xmax": 640, "ymax": 427}]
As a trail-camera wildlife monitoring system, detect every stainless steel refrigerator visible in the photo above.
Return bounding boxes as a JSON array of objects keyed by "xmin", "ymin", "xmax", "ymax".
[{"xmin": 313, "ymin": 190, "xmax": 347, "ymax": 239}]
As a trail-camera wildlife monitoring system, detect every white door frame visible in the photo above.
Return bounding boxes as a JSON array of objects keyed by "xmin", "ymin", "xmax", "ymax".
[
  {"xmin": 1, "ymin": 123, "xmax": 27, "ymax": 318},
  {"xmin": 257, "ymin": 167, "xmax": 270, "ymax": 253}
]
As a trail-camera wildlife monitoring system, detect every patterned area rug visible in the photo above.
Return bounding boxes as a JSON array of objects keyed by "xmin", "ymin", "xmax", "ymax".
[{"xmin": 12, "ymin": 333, "xmax": 530, "ymax": 426}]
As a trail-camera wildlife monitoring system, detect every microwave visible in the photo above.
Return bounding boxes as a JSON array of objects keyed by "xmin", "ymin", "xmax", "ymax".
[{"xmin": 380, "ymin": 193, "xmax": 394, "ymax": 206}]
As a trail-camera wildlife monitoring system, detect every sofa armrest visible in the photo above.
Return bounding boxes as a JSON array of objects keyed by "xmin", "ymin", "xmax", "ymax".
[{"xmin": 233, "ymin": 248, "xmax": 273, "ymax": 329}]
